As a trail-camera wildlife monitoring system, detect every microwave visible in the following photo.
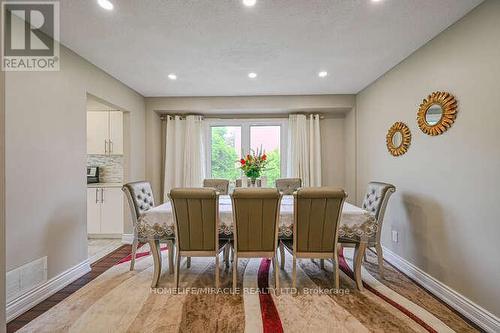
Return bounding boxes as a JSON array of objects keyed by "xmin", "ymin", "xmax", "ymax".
[{"xmin": 87, "ymin": 166, "xmax": 100, "ymax": 184}]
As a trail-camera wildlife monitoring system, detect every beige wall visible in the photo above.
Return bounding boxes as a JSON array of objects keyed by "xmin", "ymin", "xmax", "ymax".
[
  {"xmin": 320, "ymin": 117, "xmax": 345, "ymax": 188},
  {"xmin": 145, "ymin": 95, "xmax": 355, "ymax": 201},
  {"xmin": 5, "ymin": 44, "xmax": 146, "ymax": 279},
  {"xmin": 356, "ymin": 0, "xmax": 500, "ymax": 317}
]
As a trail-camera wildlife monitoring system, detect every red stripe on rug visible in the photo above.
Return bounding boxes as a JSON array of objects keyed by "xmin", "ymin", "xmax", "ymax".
[
  {"xmin": 117, "ymin": 245, "xmax": 168, "ymax": 264},
  {"xmin": 338, "ymin": 250, "xmax": 437, "ymax": 333},
  {"xmin": 257, "ymin": 259, "xmax": 284, "ymax": 333}
]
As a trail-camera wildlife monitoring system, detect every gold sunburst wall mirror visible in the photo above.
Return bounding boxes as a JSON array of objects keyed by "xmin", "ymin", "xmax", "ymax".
[
  {"xmin": 417, "ymin": 91, "xmax": 458, "ymax": 136},
  {"xmin": 386, "ymin": 122, "xmax": 411, "ymax": 157}
]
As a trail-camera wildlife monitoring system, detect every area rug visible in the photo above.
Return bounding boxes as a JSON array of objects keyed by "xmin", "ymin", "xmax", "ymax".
[{"xmin": 17, "ymin": 245, "xmax": 478, "ymax": 332}]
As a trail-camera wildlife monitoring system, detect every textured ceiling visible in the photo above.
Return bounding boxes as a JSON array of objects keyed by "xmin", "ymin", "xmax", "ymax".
[{"xmin": 59, "ymin": 0, "xmax": 482, "ymax": 97}]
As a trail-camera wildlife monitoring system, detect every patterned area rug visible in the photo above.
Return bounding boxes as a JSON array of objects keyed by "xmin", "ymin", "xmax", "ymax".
[{"xmin": 18, "ymin": 245, "xmax": 478, "ymax": 332}]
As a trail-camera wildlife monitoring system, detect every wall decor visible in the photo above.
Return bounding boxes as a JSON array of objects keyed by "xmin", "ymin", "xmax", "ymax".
[
  {"xmin": 386, "ymin": 122, "xmax": 411, "ymax": 157},
  {"xmin": 417, "ymin": 91, "xmax": 458, "ymax": 136}
]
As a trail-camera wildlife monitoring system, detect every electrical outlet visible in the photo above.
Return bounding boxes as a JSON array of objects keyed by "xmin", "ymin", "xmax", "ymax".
[{"xmin": 392, "ymin": 230, "xmax": 398, "ymax": 243}]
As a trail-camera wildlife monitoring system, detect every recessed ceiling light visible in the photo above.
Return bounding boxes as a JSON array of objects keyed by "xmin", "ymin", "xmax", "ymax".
[
  {"xmin": 97, "ymin": 0, "xmax": 114, "ymax": 10},
  {"xmin": 248, "ymin": 72, "xmax": 257, "ymax": 79},
  {"xmin": 318, "ymin": 71, "xmax": 328, "ymax": 78},
  {"xmin": 371, "ymin": 0, "xmax": 383, "ymax": 2},
  {"xmin": 243, "ymin": 0, "xmax": 257, "ymax": 7},
  {"xmin": 168, "ymin": 73, "xmax": 177, "ymax": 80}
]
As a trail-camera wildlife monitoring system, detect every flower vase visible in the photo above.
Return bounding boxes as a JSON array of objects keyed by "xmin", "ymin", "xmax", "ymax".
[{"xmin": 250, "ymin": 178, "xmax": 257, "ymax": 187}]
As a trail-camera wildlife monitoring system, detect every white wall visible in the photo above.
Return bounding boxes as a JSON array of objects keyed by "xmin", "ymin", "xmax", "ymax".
[
  {"xmin": 145, "ymin": 95, "xmax": 356, "ymax": 201},
  {"xmin": 356, "ymin": 0, "xmax": 500, "ymax": 317},
  {"xmin": 5, "ymin": 44, "xmax": 145, "ymax": 279}
]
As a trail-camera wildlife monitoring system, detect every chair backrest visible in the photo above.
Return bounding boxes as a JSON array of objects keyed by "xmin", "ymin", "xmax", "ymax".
[
  {"xmin": 232, "ymin": 188, "xmax": 280, "ymax": 253},
  {"xmin": 203, "ymin": 179, "xmax": 229, "ymax": 195},
  {"xmin": 276, "ymin": 178, "xmax": 302, "ymax": 195},
  {"xmin": 169, "ymin": 188, "xmax": 218, "ymax": 252},
  {"xmin": 294, "ymin": 187, "xmax": 346, "ymax": 253},
  {"xmin": 122, "ymin": 181, "xmax": 156, "ymax": 224},
  {"xmin": 362, "ymin": 182, "xmax": 396, "ymax": 222}
]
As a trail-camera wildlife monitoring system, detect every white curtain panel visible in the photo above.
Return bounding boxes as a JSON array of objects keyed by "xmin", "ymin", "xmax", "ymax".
[
  {"xmin": 287, "ymin": 114, "xmax": 322, "ymax": 187},
  {"xmin": 163, "ymin": 115, "xmax": 206, "ymax": 200}
]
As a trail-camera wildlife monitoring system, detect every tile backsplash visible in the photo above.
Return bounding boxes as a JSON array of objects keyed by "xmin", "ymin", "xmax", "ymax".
[{"xmin": 87, "ymin": 155, "xmax": 123, "ymax": 183}]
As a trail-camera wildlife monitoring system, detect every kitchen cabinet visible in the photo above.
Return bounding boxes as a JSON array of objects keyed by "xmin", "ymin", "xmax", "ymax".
[
  {"xmin": 87, "ymin": 186, "xmax": 124, "ymax": 236},
  {"xmin": 87, "ymin": 111, "xmax": 123, "ymax": 155},
  {"xmin": 108, "ymin": 111, "xmax": 124, "ymax": 155}
]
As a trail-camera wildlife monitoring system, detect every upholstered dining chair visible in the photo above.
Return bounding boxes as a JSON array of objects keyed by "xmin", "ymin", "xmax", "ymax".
[
  {"xmin": 203, "ymin": 179, "xmax": 230, "ymax": 195},
  {"xmin": 340, "ymin": 182, "xmax": 396, "ymax": 279},
  {"xmin": 231, "ymin": 188, "xmax": 281, "ymax": 293},
  {"xmin": 280, "ymin": 188, "xmax": 346, "ymax": 289},
  {"xmin": 122, "ymin": 181, "xmax": 175, "ymax": 276},
  {"xmin": 169, "ymin": 188, "xmax": 229, "ymax": 289},
  {"xmin": 275, "ymin": 178, "xmax": 302, "ymax": 195}
]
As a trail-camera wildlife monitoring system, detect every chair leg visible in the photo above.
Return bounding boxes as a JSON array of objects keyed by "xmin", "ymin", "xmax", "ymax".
[
  {"xmin": 273, "ymin": 255, "xmax": 280, "ymax": 295},
  {"xmin": 149, "ymin": 240, "xmax": 161, "ymax": 288},
  {"xmin": 174, "ymin": 251, "xmax": 180, "ymax": 293},
  {"xmin": 279, "ymin": 241, "xmax": 285, "ymax": 269},
  {"xmin": 320, "ymin": 259, "xmax": 325, "ymax": 269},
  {"xmin": 375, "ymin": 243, "xmax": 384, "ymax": 279},
  {"xmin": 333, "ymin": 255, "xmax": 340, "ymax": 290},
  {"xmin": 232, "ymin": 254, "xmax": 238, "ymax": 294},
  {"xmin": 353, "ymin": 241, "xmax": 367, "ymax": 291},
  {"xmin": 167, "ymin": 240, "xmax": 174, "ymax": 274},
  {"xmin": 130, "ymin": 238, "xmax": 138, "ymax": 271},
  {"xmin": 292, "ymin": 255, "xmax": 297, "ymax": 289},
  {"xmin": 187, "ymin": 257, "xmax": 191, "ymax": 269},
  {"xmin": 215, "ymin": 254, "xmax": 220, "ymax": 289}
]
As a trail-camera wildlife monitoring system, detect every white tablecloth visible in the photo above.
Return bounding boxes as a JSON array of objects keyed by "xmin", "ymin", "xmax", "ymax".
[{"xmin": 136, "ymin": 195, "xmax": 376, "ymax": 241}]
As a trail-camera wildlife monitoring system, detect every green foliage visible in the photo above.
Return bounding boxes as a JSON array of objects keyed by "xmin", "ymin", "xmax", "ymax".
[
  {"xmin": 211, "ymin": 127, "xmax": 239, "ymax": 180},
  {"xmin": 262, "ymin": 149, "xmax": 280, "ymax": 187}
]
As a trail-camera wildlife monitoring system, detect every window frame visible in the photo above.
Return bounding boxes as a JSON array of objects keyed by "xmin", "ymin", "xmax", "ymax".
[{"xmin": 204, "ymin": 118, "xmax": 288, "ymax": 182}]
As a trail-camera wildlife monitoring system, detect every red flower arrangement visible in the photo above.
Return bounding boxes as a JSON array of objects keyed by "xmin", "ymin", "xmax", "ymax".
[{"xmin": 237, "ymin": 148, "xmax": 268, "ymax": 183}]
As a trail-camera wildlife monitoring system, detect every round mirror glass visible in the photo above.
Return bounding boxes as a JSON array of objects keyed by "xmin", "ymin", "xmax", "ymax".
[
  {"xmin": 425, "ymin": 104, "xmax": 443, "ymax": 125},
  {"xmin": 392, "ymin": 131, "xmax": 403, "ymax": 148}
]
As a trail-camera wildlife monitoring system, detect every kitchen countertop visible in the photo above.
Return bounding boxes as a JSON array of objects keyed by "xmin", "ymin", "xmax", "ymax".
[{"xmin": 87, "ymin": 182, "xmax": 123, "ymax": 188}]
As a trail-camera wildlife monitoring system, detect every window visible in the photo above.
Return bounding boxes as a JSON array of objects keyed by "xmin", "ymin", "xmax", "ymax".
[{"xmin": 206, "ymin": 119, "xmax": 287, "ymax": 187}]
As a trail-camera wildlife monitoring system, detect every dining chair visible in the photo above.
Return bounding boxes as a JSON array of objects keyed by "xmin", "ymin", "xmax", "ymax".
[
  {"xmin": 169, "ymin": 188, "xmax": 229, "ymax": 289},
  {"xmin": 203, "ymin": 179, "xmax": 230, "ymax": 195},
  {"xmin": 280, "ymin": 188, "xmax": 346, "ymax": 289},
  {"xmin": 340, "ymin": 182, "xmax": 395, "ymax": 279},
  {"xmin": 275, "ymin": 178, "xmax": 302, "ymax": 195},
  {"xmin": 231, "ymin": 188, "xmax": 281, "ymax": 293},
  {"xmin": 122, "ymin": 182, "xmax": 175, "ymax": 278}
]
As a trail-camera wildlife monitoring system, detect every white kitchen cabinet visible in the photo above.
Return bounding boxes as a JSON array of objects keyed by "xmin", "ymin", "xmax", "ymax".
[
  {"xmin": 87, "ymin": 188, "xmax": 101, "ymax": 234},
  {"xmin": 87, "ymin": 111, "xmax": 123, "ymax": 155},
  {"xmin": 108, "ymin": 111, "xmax": 124, "ymax": 155},
  {"xmin": 87, "ymin": 186, "xmax": 123, "ymax": 236},
  {"xmin": 87, "ymin": 112, "xmax": 109, "ymax": 155},
  {"xmin": 100, "ymin": 187, "xmax": 124, "ymax": 234}
]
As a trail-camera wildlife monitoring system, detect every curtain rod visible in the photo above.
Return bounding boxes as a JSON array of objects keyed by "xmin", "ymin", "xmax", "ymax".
[{"xmin": 159, "ymin": 113, "xmax": 330, "ymax": 120}]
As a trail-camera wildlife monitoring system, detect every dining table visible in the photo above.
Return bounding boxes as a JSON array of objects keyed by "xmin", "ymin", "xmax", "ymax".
[{"xmin": 137, "ymin": 195, "xmax": 377, "ymax": 291}]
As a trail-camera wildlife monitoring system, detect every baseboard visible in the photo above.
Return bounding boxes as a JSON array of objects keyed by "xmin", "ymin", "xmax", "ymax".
[
  {"xmin": 382, "ymin": 246, "xmax": 500, "ymax": 333},
  {"xmin": 6, "ymin": 259, "xmax": 91, "ymax": 322},
  {"xmin": 121, "ymin": 233, "xmax": 134, "ymax": 244}
]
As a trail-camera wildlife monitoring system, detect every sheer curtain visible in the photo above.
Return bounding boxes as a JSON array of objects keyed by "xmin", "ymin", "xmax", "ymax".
[
  {"xmin": 163, "ymin": 115, "xmax": 206, "ymax": 200},
  {"xmin": 287, "ymin": 114, "xmax": 322, "ymax": 187}
]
